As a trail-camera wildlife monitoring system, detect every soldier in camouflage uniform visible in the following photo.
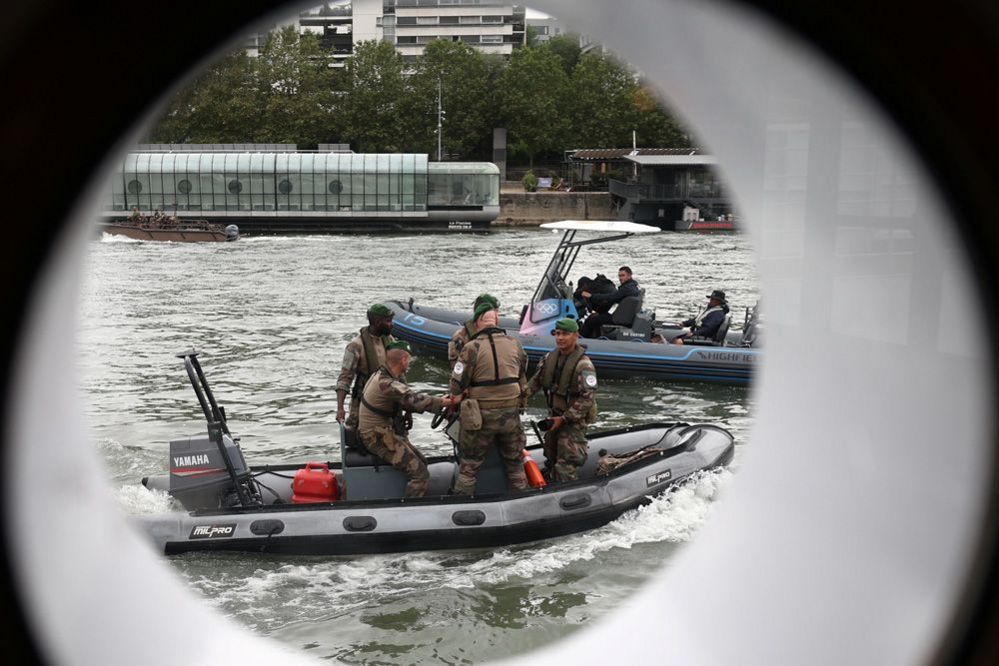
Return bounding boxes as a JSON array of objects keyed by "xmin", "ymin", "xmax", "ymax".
[
  {"xmin": 358, "ymin": 340, "xmax": 462, "ymax": 497},
  {"xmin": 522, "ymin": 317, "xmax": 598, "ymax": 483},
  {"xmin": 449, "ymin": 302, "xmax": 529, "ymax": 495},
  {"xmin": 447, "ymin": 293, "xmax": 499, "ymax": 369},
  {"xmin": 336, "ymin": 303, "xmax": 397, "ymax": 428}
]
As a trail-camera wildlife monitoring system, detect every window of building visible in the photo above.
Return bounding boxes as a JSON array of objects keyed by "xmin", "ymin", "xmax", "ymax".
[
  {"xmin": 127, "ymin": 180, "xmax": 142, "ymax": 194},
  {"xmin": 440, "ymin": 16, "xmax": 460, "ymax": 25},
  {"xmin": 278, "ymin": 179, "xmax": 293, "ymax": 194},
  {"xmin": 416, "ymin": 16, "xmax": 439, "ymax": 25},
  {"xmin": 480, "ymin": 35, "xmax": 503, "ymax": 43},
  {"xmin": 482, "ymin": 15, "xmax": 503, "ymax": 23},
  {"xmin": 459, "ymin": 16, "xmax": 479, "ymax": 24},
  {"xmin": 328, "ymin": 179, "xmax": 342, "ymax": 195},
  {"xmin": 228, "ymin": 179, "xmax": 242, "ymax": 195},
  {"xmin": 397, "ymin": 17, "xmax": 416, "ymax": 25},
  {"xmin": 397, "ymin": 36, "xmax": 417, "ymax": 44}
]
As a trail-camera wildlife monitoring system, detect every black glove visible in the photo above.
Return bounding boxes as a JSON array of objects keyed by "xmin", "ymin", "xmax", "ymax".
[
  {"xmin": 403, "ymin": 411, "xmax": 414, "ymax": 431},
  {"xmin": 537, "ymin": 418, "xmax": 555, "ymax": 432}
]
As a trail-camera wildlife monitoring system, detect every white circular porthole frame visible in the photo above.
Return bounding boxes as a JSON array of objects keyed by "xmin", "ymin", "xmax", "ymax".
[{"xmin": 4, "ymin": 1, "xmax": 996, "ymax": 664}]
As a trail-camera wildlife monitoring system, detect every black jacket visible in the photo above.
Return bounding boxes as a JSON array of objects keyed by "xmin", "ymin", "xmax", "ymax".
[
  {"xmin": 590, "ymin": 278, "xmax": 641, "ymax": 308},
  {"xmin": 682, "ymin": 306, "xmax": 728, "ymax": 338}
]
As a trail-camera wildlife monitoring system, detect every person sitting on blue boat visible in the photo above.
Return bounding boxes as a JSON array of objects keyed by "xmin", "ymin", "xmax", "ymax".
[
  {"xmin": 671, "ymin": 289, "xmax": 730, "ymax": 344},
  {"xmin": 578, "ymin": 266, "xmax": 641, "ymax": 338}
]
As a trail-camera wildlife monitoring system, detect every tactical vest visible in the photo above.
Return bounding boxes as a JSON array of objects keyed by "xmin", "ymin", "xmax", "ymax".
[
  {"xmin": 358, "ymin": 366, "xmax": 404, "ymax": 433},
  {"xmin": 451, "ymin": 320, "xmax": 477, "ymax": 359},
  {"xmin": 541, "ymin": 346, "xmax": 588, "ymax": 416},
  {"xmin": 352, "ymin": 326, "xmax": 390, "ymax": 398},
  {"xmin": 463, "ymin": 328, "xmax": 522, "ymax": 403},
  {"xmin": 694, "ymin": 305, "xmax": 725, "ymax": 330}
]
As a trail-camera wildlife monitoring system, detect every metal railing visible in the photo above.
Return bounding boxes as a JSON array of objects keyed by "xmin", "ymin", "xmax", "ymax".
[{"xmin": 608, "ymin": 178, "xmax": 725, "ymax": 202}]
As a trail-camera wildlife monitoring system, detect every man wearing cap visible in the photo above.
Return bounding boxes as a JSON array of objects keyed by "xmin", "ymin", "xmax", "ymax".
[
  {"xmin": 448, "ymin": 293, "xmax": 499, "ymax": 369},
  {"xmin": 522, "ymin": 318, "xmax": 598, "ymax": 483},
  {"xmin": 449, "ymin": 302, "xmax": 529, "ymax": 495},
  {"xmin": 671, "ymin": 289, "xmax": 730, "ymax": 344},
  {"xmin": 336, "ymin": 303, "xmax": 398, "ymax": 428},
  {"xmin": 359, "ymin": 341, "xmax": 461, "ymax": 497}
]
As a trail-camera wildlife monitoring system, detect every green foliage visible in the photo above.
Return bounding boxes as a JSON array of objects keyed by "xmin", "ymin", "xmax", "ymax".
[
  {"xmin": 522, "ymin": 170, "xmax": 539, "ymax": 192},
  {"xmin": 542, "ymin": 35, "xmax": 583, "ymax": 75},
  {"xmin": 406, "ymin": 40, "xmax": 495, "ymax": 159},
  {"xmin": 148, "ymin": 50, "xmax": 260, "ymax": 143},
  {"xmin": 339, "ymin": 40, "xmax": 408, "ymax": 152},
  {"xmin": 633, "ymin": 84, "xmax": 693, "ymax": 148},
  {"xmin": 148, "ymin": 27, "xmax": 335, "ymax": 146},
  {"xmin": 256, "ymin": 27, "xmax": 337, "ymax": 147},
  {"xmin": 146, "ymin": 29, "xmax": 695, "ymax": 162},
  {"xmin": 498, "ymin": 47, "xmax": 570, "ymax": 167},
  {"xmin": 567, "ymin": 52, "xmax": 639, "ymax": 149}
]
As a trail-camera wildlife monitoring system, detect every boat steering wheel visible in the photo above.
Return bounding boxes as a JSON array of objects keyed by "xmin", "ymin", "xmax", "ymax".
[{"xmin": 431, "ymin": 407, "xmax": 448, "ymax": 429}]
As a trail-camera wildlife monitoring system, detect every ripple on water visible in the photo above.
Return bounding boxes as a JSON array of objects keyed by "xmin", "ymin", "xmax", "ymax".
[{"xmin": 81, "ymin": 230, "xmax": 757, "ymax": 663}]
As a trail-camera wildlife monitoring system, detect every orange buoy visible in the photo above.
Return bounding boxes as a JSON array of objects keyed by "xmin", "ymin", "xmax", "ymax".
[{"xmin": 522, "ymin": 450, "xmax": 547, "ymax": 488}]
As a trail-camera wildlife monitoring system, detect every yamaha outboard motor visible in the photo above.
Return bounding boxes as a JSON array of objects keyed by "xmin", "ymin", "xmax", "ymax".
[
  {"xmin": 168, "ymin": 350, "xmax": 261, "ymax": 510},
  {"xmin": 169, "ymin": 429, "xmax": 251, "ymax": 511},
  {"xmin": 225, "ymin": 224, "xmax": 239, "ymax": 241}
]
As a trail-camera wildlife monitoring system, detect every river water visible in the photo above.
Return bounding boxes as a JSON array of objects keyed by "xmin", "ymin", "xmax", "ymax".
[{"xmin": 78, "ymin": 228, "xmax": 758, "ymax": 664}]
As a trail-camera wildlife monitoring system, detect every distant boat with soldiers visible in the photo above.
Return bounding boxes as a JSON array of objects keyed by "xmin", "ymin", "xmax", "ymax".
[{"xmin": 100, "ymin": 209, "xmax": 239, "ymax": 242}]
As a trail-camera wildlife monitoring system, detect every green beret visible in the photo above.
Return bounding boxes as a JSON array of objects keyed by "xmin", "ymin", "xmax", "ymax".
[
  {"xmin": 473, "ymin": 293, "xmax": 499, "ymax": 309},
  {"xmin": 473, "ymin": 301, "xmax": 496, "ymax": 321},
  {"xmin": 386, "ymin": 340, "xmax": 411, "ymax": 354},
  {"xmin": 367, "ymin": 303, "xmax": 393, "ymax": 318},
  {"xmin": 551, "ymin": 317, "xmax": 579, "ymax": 334}
]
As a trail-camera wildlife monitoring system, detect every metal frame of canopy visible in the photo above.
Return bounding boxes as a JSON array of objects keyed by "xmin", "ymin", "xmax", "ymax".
[{"xmin": 528, "ymin": 221, "xmax": 660, "ymax": 324}]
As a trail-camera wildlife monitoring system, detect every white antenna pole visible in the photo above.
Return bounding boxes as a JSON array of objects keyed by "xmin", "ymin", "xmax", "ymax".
[
  {"xmin": 437, "ymin": 78, "xmax": 443, "ymax": 161},
  {"xmin": 632, "ymin": 130, "xmax": 638, "ymax": 179}
]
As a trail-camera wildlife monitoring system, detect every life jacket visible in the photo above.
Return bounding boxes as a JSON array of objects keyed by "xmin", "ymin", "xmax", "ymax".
[
  {"xmin": 463, "ymin": 327, "xmax": 522, "ymax": 403},
  {"xmin": 352, "ymin": 326, "xmax": 390, "ymax": 398},
  {"xmin": 358, "ymin": 366, "xmax": 405, "ymax": 435},
  {"xmin": 451, "ymin": 320, "xmax": 477, "ymax": 360},
  {"xmin": 540, "ymin": 346, "xmax": 596, "ymax": 421},
  {"xmin": 694, "ymin": 305, "xmax": 726, "ymax": 330}
]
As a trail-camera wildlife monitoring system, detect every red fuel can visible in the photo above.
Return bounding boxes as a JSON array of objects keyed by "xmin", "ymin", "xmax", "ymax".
[{"xmin": 291, "ymin": 462, "xmax": 339, "ymax": 504}]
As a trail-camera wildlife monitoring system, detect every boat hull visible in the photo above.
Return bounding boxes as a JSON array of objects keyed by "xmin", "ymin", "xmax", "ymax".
[
  {"xmin": 100, "ymin": 223, "xmax": 231, "ymax": 242},
  {"xmin": 137, "ymin": 423, "xmax": 734, "ymax": 556},
  {"xmin": 388, "ymin": 300, "xmax": 758, "ymax": 385}
]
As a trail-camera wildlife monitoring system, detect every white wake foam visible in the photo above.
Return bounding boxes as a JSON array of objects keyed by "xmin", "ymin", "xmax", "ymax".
[
  {"xmin": 99, "ymin": 232, "xmax": 142, "ymax": 243},
  {"xmin": 115, "ymin": 484, "xmax": 174, "ymax": 515},
  {"xmin": 172, "ymin": 469, "xmax": 733, "ymax": 632}
]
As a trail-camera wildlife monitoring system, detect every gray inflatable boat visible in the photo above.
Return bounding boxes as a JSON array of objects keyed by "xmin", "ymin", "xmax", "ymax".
[{"xmin": 136, "ymin": 351, "xmax": 734, "ymax": 556}]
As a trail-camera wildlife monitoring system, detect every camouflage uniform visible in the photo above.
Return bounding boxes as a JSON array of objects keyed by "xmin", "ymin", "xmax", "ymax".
[
  {"xmin": 447, "ymin": 321, "xmax": 477, "ymax": 369},
  {"xmin": 523, "ymin": 345, "xmax": 598, "ymax": 482},
  {"xmin": 358, "ymin": 366, "xmax": 443, "ymax": 498},
  {"xmin": 449, "ymin": 327, "xmax": 529, "ymax": 495},
  {"xmin": 336, "ymin": 326, "xmax": 394, "ymax": 428}
]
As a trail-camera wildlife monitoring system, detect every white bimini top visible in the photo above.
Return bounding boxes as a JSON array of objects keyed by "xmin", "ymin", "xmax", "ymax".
[{"xmin": 540, "ymin": 220, "xmax": 661, "ymax": 234}]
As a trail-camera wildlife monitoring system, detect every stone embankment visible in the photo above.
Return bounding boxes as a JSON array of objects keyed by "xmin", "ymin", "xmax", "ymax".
[{"xmin": 494, "ymin": 181, "xmax": 615, "ymax": 226}]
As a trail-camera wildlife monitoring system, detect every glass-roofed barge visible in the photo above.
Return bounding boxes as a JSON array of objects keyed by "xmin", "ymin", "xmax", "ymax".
[{"xmin": 101, "ymin": 147, "xmax": 500, "ymax": 232}]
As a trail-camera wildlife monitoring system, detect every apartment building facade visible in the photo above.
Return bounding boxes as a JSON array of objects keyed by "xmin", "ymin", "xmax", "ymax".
[{"xmin": 289, "ymin": 1, "xmax": 526, "ymax": 64}]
